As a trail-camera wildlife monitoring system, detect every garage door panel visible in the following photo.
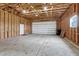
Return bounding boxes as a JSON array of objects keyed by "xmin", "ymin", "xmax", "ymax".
[{"xmin": 32, "ymin": 21, "xmax": 56, "ymax": 34}]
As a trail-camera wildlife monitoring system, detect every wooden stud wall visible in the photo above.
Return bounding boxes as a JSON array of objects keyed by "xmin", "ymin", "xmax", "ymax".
[
  {"xmin": 57, "ymin": 4, "xmax": 78, "ymax": 44},
  {"xmin": 0, "ymin": 9, "xmax": 32, "ymax": 40},
  {"xmin": 0, "ymin": 10, "xmax": 5, "ymax": 39},
  {"xmin": 26, "ymin": 20, "xmax": 32, "ymax": 34}
]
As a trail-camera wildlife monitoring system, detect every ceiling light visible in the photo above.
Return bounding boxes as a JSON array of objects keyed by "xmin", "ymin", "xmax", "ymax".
[
  {"xmin": 35, "ymin": 14, "xmax": 38, "ymax": 16},
  {"xmin": 16, "ymin": 5, "xmax": 19, "ymax": 8},
  {"xmin": 44, "ymin": 6, "xmax": 47, "ymax": 10},
  {"xmin": 22, "ymin": 10, "xmax": 30, "ymax": 14},
  {"xmin": 31, "ymin": 6, "xmax": 34, "ymax": 8},
  {"xmin": 22, "ymin": 10, "xmax": 26, "ymax": 14}
]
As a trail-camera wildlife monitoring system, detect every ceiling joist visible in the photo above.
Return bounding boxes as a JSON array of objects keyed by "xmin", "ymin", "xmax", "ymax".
[{"xmin": 0, "ymin": 3, "xmax": 71, "ymax": 21}]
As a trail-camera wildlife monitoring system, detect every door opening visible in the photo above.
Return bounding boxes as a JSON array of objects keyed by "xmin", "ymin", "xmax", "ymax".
[{"xmin": 20, "ymin": 24, "xmax": 24, "ymax": 35}]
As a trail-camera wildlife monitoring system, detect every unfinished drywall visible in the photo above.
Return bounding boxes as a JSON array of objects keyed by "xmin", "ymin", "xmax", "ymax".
[
  {"xmin": 0, "ymin": 9, "xmax": 32, "ymax": 40},
  {"xmin": 57, "ymin": 4, "xmax": 78, "ymax": 44}
]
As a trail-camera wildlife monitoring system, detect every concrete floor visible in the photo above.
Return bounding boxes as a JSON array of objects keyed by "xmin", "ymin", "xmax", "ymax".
[{"xmin": 0, "ymin": 34, "xmax": 79, "ymax": 56}]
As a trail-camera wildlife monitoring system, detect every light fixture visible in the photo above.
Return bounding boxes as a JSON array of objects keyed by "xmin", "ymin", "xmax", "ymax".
[
  {"xmin": 22, "ymin": 10, "xmax": 26, "ymax": 14},
  {"xmin": 22, "ymin": 10, "xmax": 30, "ymax": 14},
  {"xmin": 35, "ymin": 14, "xmax": 38, "ymax": 16},
  {"xmin": 44, "ymin": 6, "xmax": 47, "ymax": 10},
  {"xmin": 31, "ymin": 6, "xmax": 34, "ymax": 8},
  {"xmin": 16, "ymin": 5, "xmax": 19, "ymax": 8}
]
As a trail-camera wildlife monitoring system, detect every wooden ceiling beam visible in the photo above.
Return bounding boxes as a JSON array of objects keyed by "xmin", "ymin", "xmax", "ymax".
[{"xmin": 0, "ymin": 3, "xmax": 71, "ymax": 21}]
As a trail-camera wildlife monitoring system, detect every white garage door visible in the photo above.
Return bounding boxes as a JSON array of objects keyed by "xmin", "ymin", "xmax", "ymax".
[{"xmin": 32, "ymin": 21, "xmax": 56, "ymax": 34}]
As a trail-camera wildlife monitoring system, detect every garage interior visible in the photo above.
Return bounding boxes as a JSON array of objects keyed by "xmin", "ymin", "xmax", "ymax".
[{"xmin": 0, "ymin": 3, "xmax": 79, "ymax": 56}]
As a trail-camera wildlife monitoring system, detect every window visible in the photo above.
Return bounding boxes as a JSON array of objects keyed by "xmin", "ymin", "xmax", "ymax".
[{"xmin": 70, "ymin": 15, "xmax": 78, "ymax": 28}]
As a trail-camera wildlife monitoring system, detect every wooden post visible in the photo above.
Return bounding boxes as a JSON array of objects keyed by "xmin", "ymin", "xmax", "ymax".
[{"xmin": 4, "ymin": 11, "xmax": 8, "ymax": 39}]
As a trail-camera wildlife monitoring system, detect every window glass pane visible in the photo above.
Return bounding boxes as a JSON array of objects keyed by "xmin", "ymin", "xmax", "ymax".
[{"xmin": 70, "ymin": 15, "xmax": 77, "ymax": 28}]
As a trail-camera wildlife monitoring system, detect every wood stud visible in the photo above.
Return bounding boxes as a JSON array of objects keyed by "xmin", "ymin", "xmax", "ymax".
[{"xmin": 0, "ymin": 9, "xmax": 31, "ymax": 40}]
